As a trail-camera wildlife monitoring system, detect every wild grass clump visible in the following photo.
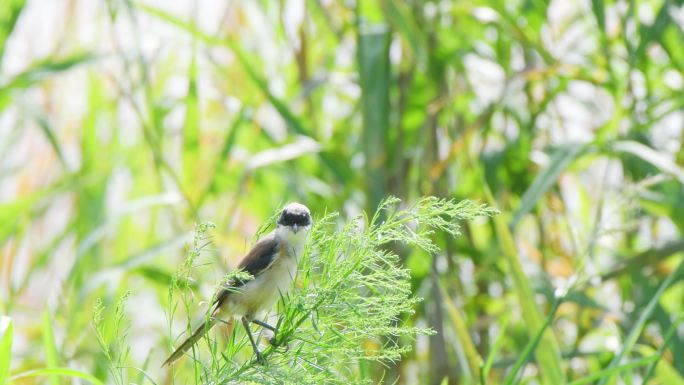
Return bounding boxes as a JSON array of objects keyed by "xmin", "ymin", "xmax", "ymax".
[
  {"xmin": 92, "ymin": 292, "xmax": 131, "ymax": 385},
  {"xmin": 162, "ymin": 196, "xmax": 497, "ymax": 384}
]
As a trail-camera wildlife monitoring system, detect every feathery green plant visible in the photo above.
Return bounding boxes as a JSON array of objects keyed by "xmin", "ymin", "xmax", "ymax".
[
  {"xmin": 92, "ymin": 292, "xmax": 132, "ymax": 385},
  {"xmin": 160, "ymin": 196, "xmax": 497, "ymax": 384}
]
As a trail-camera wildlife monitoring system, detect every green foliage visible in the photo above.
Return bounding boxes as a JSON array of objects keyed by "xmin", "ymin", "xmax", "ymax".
[
  {"xmin": 92, "ymin": 293, "xmax": 132, "ymax": 385},
  {"xmin": 163, "ymin": 197, "xmax": 495, "ymax": 384},
  {"xmin": 597, "ymin": 257, "xmax": 684, "ymax": 385},
  {"xmin": 8, "ymin": 368, "xmax": 105, "ymax": 385},
  {"xmin": 503, "ymin": 297, "xmax": 563, "ymax": 385},
  {"xmin": 2, "ymin": 1, "xmax": 684, "ymax": 384},
  {"xmin": 358, "ymin": 24, "xmax": 390, "ymax": 213},
  {"xmin": 41, "ymin": 308, "xmax": 59, "ymax": 385},
  {"xmin": 0, "ymin": 317, "xmax": 11, "ymax": 385},
  {"xmin": 0, "ymin": 0, "xmax": 25, "ymax": 67}
]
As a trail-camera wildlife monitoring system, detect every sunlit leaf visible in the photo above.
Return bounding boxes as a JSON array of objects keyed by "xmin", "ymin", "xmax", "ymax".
[
  {"xmin": 0, "ymin": 317, "xmax": 11, "ymax": 385},
  {"xmin": 41, "ymin": 308, "xmax": 59, "ymax": 385}
]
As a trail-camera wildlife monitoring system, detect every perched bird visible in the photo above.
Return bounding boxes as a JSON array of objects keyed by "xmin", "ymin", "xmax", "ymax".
[{"xmin": 162, "ymin": 203, "xmax": 312, "ymax": 366}]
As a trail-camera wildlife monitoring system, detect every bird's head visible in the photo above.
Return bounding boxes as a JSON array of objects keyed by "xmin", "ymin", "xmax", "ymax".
[{"xmin": 276, "ymin": 203, "xmax": 312, "ymax": 236}]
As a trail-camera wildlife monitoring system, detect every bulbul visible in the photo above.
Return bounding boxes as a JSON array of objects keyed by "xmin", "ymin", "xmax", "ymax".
[{"xmin": 163, "ymin": 203, "xmax": 312, "ymax": 366}]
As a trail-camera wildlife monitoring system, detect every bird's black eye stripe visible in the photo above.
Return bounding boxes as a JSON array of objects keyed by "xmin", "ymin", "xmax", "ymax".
[{"xmin": 278, "ymin": 212, "xmax": 311, "ymax": 226}]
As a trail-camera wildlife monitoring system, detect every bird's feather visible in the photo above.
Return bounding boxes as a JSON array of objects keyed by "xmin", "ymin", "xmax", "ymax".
[
  {"xmin": 163, "ymin": 235, "xmax": 279, "ymax": 366},
  {"xmin": 212, "ymin": 234, "xmax": 279, "ymax": 311},
  {"xmin": 162, "ymin": 318, "xmax": 220, "ymax": 367}
]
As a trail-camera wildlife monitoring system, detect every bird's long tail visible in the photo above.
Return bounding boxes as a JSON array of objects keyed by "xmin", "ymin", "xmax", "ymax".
[{"xmin": 162, "ymin": 317, "xmax": 223, "ymax": 366}]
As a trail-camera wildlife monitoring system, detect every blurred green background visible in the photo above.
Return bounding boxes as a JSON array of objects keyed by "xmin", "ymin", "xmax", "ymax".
[{"xmin": 1, "ymin": 0, "xmax": 683, "ymax": 384}]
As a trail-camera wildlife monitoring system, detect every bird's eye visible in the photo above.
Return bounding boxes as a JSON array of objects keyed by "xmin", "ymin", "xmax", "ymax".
[{"xmin": 278, "ymin": 212, "xmax": 310, "ymax": 227}]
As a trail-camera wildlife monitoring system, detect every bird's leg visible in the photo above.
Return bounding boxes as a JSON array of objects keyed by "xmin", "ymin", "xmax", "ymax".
[
  {"xmin": 211, "ymin": 317, "xmax": 232, "ymax": 326},
  {"xmin": 251, "ymin": 319, "xmax": 290, "ymax": 351},
  {"xmin": 241, "ymin": 317, "xmax": 265, "ymax": 365},
  {"xmin": 251, "ymin": 319, "xmax": 284, "ymax": 348},
  {"xmin": 251, "ymin": 319, "xmax": 276, "ymax": 332}
]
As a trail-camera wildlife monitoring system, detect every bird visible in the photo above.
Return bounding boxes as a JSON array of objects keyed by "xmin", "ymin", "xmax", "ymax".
[{"xmin": 162, "ymin": 202, "xmax": 312, "ymax": 366}]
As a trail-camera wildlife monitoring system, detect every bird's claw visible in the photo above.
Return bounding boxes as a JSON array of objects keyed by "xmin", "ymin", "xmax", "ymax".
[
  {"xmin": 255, "ymin": 351, "xmax": 266, "ymax": 365},
  {"xmin": 269, "ymin": 337, "xmax": 289, "ymax": 352}
]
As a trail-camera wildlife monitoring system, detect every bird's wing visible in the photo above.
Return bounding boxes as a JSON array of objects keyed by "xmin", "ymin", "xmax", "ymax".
[{"xmin": 212, "ymin": 233, "xmax": 279, "ymax": 309}]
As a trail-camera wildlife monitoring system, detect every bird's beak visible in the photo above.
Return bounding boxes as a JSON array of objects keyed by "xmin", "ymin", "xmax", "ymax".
[{"xmin": 293, "ymin": 224, "xmax": 299, "ymax": 233}]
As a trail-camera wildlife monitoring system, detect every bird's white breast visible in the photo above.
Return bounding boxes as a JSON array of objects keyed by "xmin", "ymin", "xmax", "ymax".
[
  {"xmin": 225, "ymin": 248, "xmax": 297, "ymax": 318},
  {"xmin": 220, "ymin": 228, "xmax": 307, "ymax": 319}
]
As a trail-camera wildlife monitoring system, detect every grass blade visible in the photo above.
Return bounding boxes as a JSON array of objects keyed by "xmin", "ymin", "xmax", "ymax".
[
  {"xmin": 382, "ymin": 1, "xmax": 425, "ymax": 62},
  {"xmin": 0, "ymin": 0, "xmax": 26, "ymax": 66},
  {"xmin": 483, "ymin": 183, "xmax": 565, "ymax": 385},
  {"xmin": 503, "ymin": 298, "xmax": 562, "ymax": 385},
  {"xmin": 0, "ymin": 316, "xmax": 11, "ymax": 385},
  {"xmin": 570, "ymin": 356, "xmax": 659, "ymax": 385},
  {"xmin": 197, "ymin": 107, "xmax": 246, "ymax": 206},
  {"xmin": 9, "ymin": 368, "xmax": 105, "ymax": 385},
  {"xmin": 635, "ymin": 1, "xmax": 681, "ymax": 66},
  {"xmin": 440, "ymin": 283, "xmax": 483, "ymax": 381},
  {"xmin": 0, "ymin": 175, "xmax": 80, "ymax": 243},
  {"xmin": 590, "ymin": 0, "xmax": 605, "ymax": 32},
  {"xmin": 597, "ymin": 256, "xmax": 684, "ymax": 385},
  {"xmin": 182, "ymin": 34, "xmax": 200, "ymax": 194},
  {"xmin": 41, "ymin": 308, "xmax": 59, "ymax": 385},
  {"xmin": 651, "ymin": 362, "xmax": 684, "ymax": 385},
  {"xmin": 0, "ymin": 53, "xmax": 98, "ymax": 112},
  {"xmin": 511, "ymin": 144, "xmax": 587, "ymax": 227},
  {"xmin": 481, "ymin": 313, "xmax": 511, "ymax": 383},
  {"xmin": 20, "ymin": 103, "xmax": 68, "ymax": 168},
  {"xmin": 134, "ymin": 2, "xmax": 349, "ymax": 183},
  {"xmin": 358, "ymin": 23, "xmax": 390, "ymax": 213},
  {"xmin": 642, "ymin": 316, "xmax": 684, "ymax": 385},
  {"xmin": 612, "ymin": 140, "xmax": 684, "ymax": 185}
]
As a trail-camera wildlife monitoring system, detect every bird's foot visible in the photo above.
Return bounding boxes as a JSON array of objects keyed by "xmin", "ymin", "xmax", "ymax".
[
  {"xmin": 255, "ymin": 351, "xmax": 266, "ymax": 365},
  {"xmin": 268, "ymin": 336, "xmax": 289, "ymax": 352}
]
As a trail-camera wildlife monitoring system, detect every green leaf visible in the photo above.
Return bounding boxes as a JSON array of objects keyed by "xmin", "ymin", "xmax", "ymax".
[
  {"xmin": 182, "ymin": 41, "xmax": 200, "ymax": 191},
  {"xmin": 569, "ymin": 356, "xmax": 659, "ymax": 385},
  {"xmin": 503, "ymin": 298, "xmax": 563, "ymax": 385},
  {"xmin": 9, "ymin": 368, "xmax": 104, "ymax": 385},
  {"xmin": 198, "ymin": 107, "xmax": 247, "ymax": 206},
  {"xmin": 597, "ymin": 256, "xmax": 684, "ymax": 385},
  {"xmin": 19, "ymin": 103, "xmax": 68, "ymax": 168},
  {"xmin": 134, "ymin": 1, "xmax": 349, "ymax": 184},
  {"xmin": 659, "ymin": 22, "xmax": 684, "ymax": 70},
  {"xmin": 0, "ymin": 316, "xmax": 12, "ymax": 385},
  {"xmin": 638, "ymin": 326, "xmax": 684, "ymax": 385},
  {"xmin": 358, "ymin": 23, "xmax": 390, "ymax": 213},
  {"xmin": 634, "ymin": 0, "xmax": 684, "ymax": 67},
  {"xmin": 653, "ymin": 359, "xmax": 684, "ymax": 385},
  {"xmin": 0, "ymin": 175, "xmax": 79, "ymax": 242},
  {"xmin": 481, "ymin": 313, "xmax": 510, "ymax": 383},
  {"xmin": 590, "ymin": 0, "xmax": 605, "ymax": 32},
  {"xmin": 41, "ymin": 308, "xmax": 59, "ymax": 385},
  {"xmin": 484, "ymin": 184, "xmax": 565, "ymax": 385},
  {"xmin": 441, "ymin": 283, "xmax": 482, "ymax": 382},
  {"xmin": 0, "ymin": 0, "xmax": 26, "ymax": 66},
  {"xmin": 612, "ymin": 141, "xmax": 684, "ymax": 185},
  {"xmin": 512, "ymin": 144, "xmax": 587, "ymax": 227},
  {"xmin": 382, "ymin": 1, "xmax": 426, "ymax": 63},
  {"xmin": 0, "ymin": 53, "xmax": 98, "ymax": 112}
]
